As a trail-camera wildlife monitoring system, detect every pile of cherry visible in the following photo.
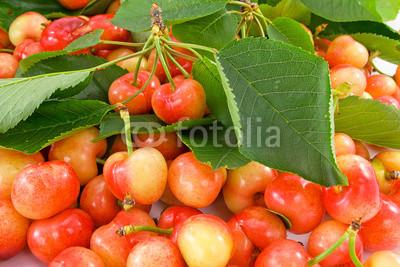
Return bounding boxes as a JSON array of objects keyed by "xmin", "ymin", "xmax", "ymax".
[{"xmin": 1, "ymin": 1, "xmax": 400, "ymax": 267}]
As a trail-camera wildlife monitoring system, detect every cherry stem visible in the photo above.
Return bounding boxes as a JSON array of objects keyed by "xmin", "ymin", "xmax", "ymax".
[
  {"xmin": 254, "ymin": 9, "xmax": 272, "ymax": 25},
  {"xmin": 164, "ymin": 44, "xmax": 198, "ymax": 61},
  {"xmin": 387, "ymin": 170, "xmax": 400, "ymax": 180},
  {"xmin": 119, "ymin": 107, "xmax": 134, "ymax": 156},
  {"xmin": 348, "ymin": 231, "xmax": 363, "ymax": 267},
  {"xmin": 254, "ymin": 16, "xmax": 265, "ymax": 37},
  {"xmin": 155, "ymin": 37, "xmax": 176, "ymax": 90},
  {"xmin": 133, "ymin": 34, "xmax": 155, "ymax": 86},
  {"xmin": 116, "ymin": 225, "xmax": 173, "ymax": 236},
  {"xmin": 228, "ymin": 0, "xmax": 252, "ymax": 8},
  {"xmin": 165, "ymin": 50, "xmax": 191, "ymax": 78},
  {"xmin": 307, "ymin": 231, "xmax": 349, "ymax": 266},
  {"xmin": 96, "ymin": 158, "xmax": 105, "ymax": 165},
  {"xmin": 98, "ymin": 40, "xmax": 145, "ymax": 47},
  {"xmin": 241, "ymin": 23, "xmax": 247, "ymax": 38},
  {"xmin": 162, "ymin": 37, "xmax": 217, "ymax": 55},
  {"xmin": 0, "ymin": 48, "xmax": 14, "ymax": 53},
  {"xmin": 122, "ymin": 195, "xmax": 135, "ymax": 211}
]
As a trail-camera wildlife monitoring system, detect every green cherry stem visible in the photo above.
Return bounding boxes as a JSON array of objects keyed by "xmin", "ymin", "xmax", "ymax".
[
  {"xmin": 155, "ymin": 37, "xmax": 176, "ymax": 90},
  {"xmin": 307, "ymin": 231, "xmax": 349, "ymax": 266},
  {"xmin": 0, "ymin": 48, "xmax": 14, "ymax": 53},
  {"xmin": 98, "ymin": 40, "xmax": 145, "ymax": 47},
  {"xmin": 164, "ymin": 44, "xmax": 198, "ymax": 61},
  {"xmin": 254, "ymin": 16, "xmax": 266, "ymax": 37},
  {"xmin": 165, "ymin": 50, "xmax": 191, "ymax": 78},
  {"xmin": 348, "ymin": 231, "xmax": 363, "ymax": 267},
  {"xmin": 96, "ymin": 158, "xmax": 106, "ymax": 165},
  {"xmin": 119, "ymin": 107, "xmax": 134, "ymax": 156},
  {"xmin": 254, "ymin": 9, "xmax": 272, "ymax": 25},
  {"xmin": 133, "ymin": 34, "xmax": 155, "ymax": 86},
  {"xmin": 241, "ymin": 23, "xmax": 247, "ymax": 38},
  {"xmin": 116, "ymin": 225, "xmax": 173, "ymax": 236},
  {"xmin": 162, "ymin": 37, "xmax": 217, "ymax": 55},
  {"xmin": 228, "ymin": 0, "xmax": 252, "ymax": 8}
]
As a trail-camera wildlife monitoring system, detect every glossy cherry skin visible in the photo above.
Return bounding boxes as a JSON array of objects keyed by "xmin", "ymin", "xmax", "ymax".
[
  {"xmin": 330, "ymin": 65, "xmax": 367, "ymax": 97},
  {"xmin": 49, "ymin": 127, "xmax": 107, "ymax": 185},
  {"xmin": 40, "ymin": 16, "xmax": 87, "ymax": 51},
  {"xmin": 227, "ymin": 217, "xmax": 255, "ymax": 267},
  {"xmin": 103, "ymin": 148, "xmax": 168, "ymax": 204},
  {"xmin": 80, "ymin": 175, "xmax": 120, "ymax": 227},
  {"xmin": 255, "ymin": 239, "xmax": 314, "ymax": 267},
  {"xmin": 11, "ymin": 161, "xmax": 80, "ymax": 220},
  {"xmin": 108, "ymin": 71, "xmax": 161, "ymax": 114},
  {"xmin": 49, "ymin": 246, "xmax": 105, "ymax": 267},
  {"xmin": 0, "ymin": 199, "xmax": 30, "ymax": 260},
  {"xmin": 151, "ymin": 78, "xmax": 207, "ymax": 124},
  {"xmin": 127, "ymin": 236, "xmax": 185, "ymax": 267},
  {"xmin": 323, "ymin": 155, "xmax": 381, "ymax": 224},
  {"xmin": 308, "ymin": 220, "xmax": 363, "ymax": 266},
  {"xmin": 106, "ymin": 48, "xmax": 148, "ymax": 72},
  {"xmin": 134, "ymin": 132, "xmax": 187, "ymax": 160},
  {"xmin": 364, "ymin": 251, "xmax": 400, "ymax": 267},
  {"xmin": 0, "ymin": 148, "xmax": 44, "ymax": 199},
  {"xmin": 375, "ymin": 150, "xmax": 400, "ymax": 172},
  {"xmin": 360, "ymin": 195, "xmax": 400, "ymax": 251},
  {"xmin": 177, "ymin": 214, "xmax": 233, "ymax": 267},
  {"xmin": 377, "ymin": 95, "xmax": 400, "ymax": 109},
  {"xmin": 0, "ymin": 53, "xmax": 19, "ymax": 78},
  {"xmin": 371, "ymin": 157, "xmax": 399, "ymax": 194},
  {"xmin": 110, "ymin": 135, "xmax": 127, "ymax": 154},
  {"xmin": 354, "ymin": 140, "xmax": 370, "ymax": 159},
  {"xmin": 8, "ymin": 12, "xmax": 49, "ymax": 46},
  {"xmin": 223, "ymin": 161, "xmax": 277, "ymax": 214},
  {"xmin": 168, "ymin": 152, "xmax": 227, "ymax": 208},
  {"xmin": 325, "ymin": 35, "xmax": 369, "ymax": 68},
  {"xmin": 0, "ymin": 28, "xmax": 10, "ymax": 49},
  {"xmin": 365, "ymin": 74, "xmax": 398, "ymax": 98},
  {"xmin": 27, "ymin": 209, "xmax": 94, "ymax": 263},
  {"xmin": 57, "ymin": 0, "xmax": 90, "ymax": 10},
  {"xmin": 264, "ymin": 173, "xmax": 324, "ymax": 234},
  {"xmin": 13, "ymin": 39, "xmax": 43, "ymax": 60},
  {"xmin": 107, "ymin": 0, "xmax": 121, "ymax": 14},
  {"xmin": 334, "ymin": 133, "xmax": 356, "ymax": 156}
]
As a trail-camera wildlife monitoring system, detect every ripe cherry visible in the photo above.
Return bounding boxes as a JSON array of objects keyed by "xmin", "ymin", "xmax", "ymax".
[
  {"xmin": 11, "ymin": 160, "xmax": 80, "ymax": 220},
  {"xmin": 307, "ymin": 220, "xmax": 363, "ymax": 266},
  {"xmin": 8, "ymin": 12, "xmax": 49, "ymax": 46},
  {"xmin": 323, "ymin": 154, "xmax": 380, "ymax": 224},
  {"xmin": 168, "ymin": 152, "xmax": 227, "ymax": 208},
  {"xmin": 371, "ymin": 151, "xmax": 400, "ymax": 194},
  {"xmin": 365, "ymin": 74, "xmax": 398, "ymax": 98},
  {"xmin": 103, "ymin": 147, "xmax": 168, "ymax": 205},
  {"xmin": 227, "ymin": 216, "xmax": 255, "ymax": 267},
  {"xmin": 325, "ymin": 35, "xmax": 369, "ymax": 68},
  {"xmin": 57, "ymin": 0, "xmax": 90, "ymax": 10},
  {"xmin": 223, "ymin": 161, "xmax": 277, "ymax": 213},
  {"xmin": 177, "ymin": 214, "xmax": 233, "ymax": 267},
  {"xmin": 108, "ymin": 71, "xmax": 161, "ymax": 115},
  {"xmin": 364, "ymin": 251, "xmax": 400, "ymax": 267},
  {"xmin": 126, "ymin": 236, "xmax": 185, "ymax": 267},
  {"xmin": 360, "ymin": 195, "xmax": 400, "ymax": 251},
  {"xmin": 330, "ymin": 65, "xmax": 367, "ymax": 97},
  {"xmin": 264, "ymin": 173, "xmax": 324, "ymax": 234},
  {"xmin": 106, "ymin": 48, "xmax": 148, "ymax": 72},
  {"xmin": 80, "ymin": 175, "xmax": 120, "ymax": 227},
  {"xmin": 0, "ymin": 148, "xmax": 44, "ymax": 199},
  {"xmin": 13, "ymin": 39, "xmax": 43, "ymax": 60},
  {"xmin": 40, "ymin": 16, "xmax": 87, "ymax": 51},
  {"xmin": 0, "ymin": 199, "xmax": 30, "ymax": 260},
  {"xmin": 334, "ymin": 132, "xmax": 356, "ymax": 156},
  {"xmin": 49, "ymin": 246, "xmax": 105, "ymax": 267},
  {"xmin": 111, "ymin": 136, "xmax": 127, "ymax": 154},
  {"xmin": 134, "ymin": 132, "xmax": 186, "ymax": 160},
  {"xmin": 354, "ymin": 140, "xmax": 370, "ymax": 160},
  {"xmin": 107, "ymin": 0, "xmax": 121, "ymax": 14},
  {"xmin": 377, "ymin": 95, "xmax": 400, "ymax": 109},
  {"xmin": 151, "ymin": 78, "xmax": 207, "ymax": 124},
  {"xmin": 0, "ymin": 28, "xmax": 10, "ymax": 49},
  {"xmin": 28, "ymin": 208, "xmax": 94, "ymax": 263},
  {"xmin": 0, "ymin": 53, "xmax": 19, "ymax": 78},
  {"xmin": 49, "ymin": 127, "xmax": 107, "ymax": 185}
]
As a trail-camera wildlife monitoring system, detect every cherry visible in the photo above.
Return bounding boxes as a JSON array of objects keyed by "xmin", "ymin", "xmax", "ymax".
[
  {"xmin": 227, "ymin": 217, "xmax": 255, "ymax": 267},
  {"xmin": 13, "ymin": 39, "xmax": 43, "ymax": 60},
  {"xmin": 80, "ymin": 175, "xmax": 120, "ymax": 227},
  {"xmin": 365, "ymin": 74, "xmax": 398, "ymax": 98},
  {"xmin": 264, "ymin": 172, "xmax": 324, "ymax": 234},
  {"xmin": 104, "ymin": 147, "xmax": 168, "ymax": 205},
  {"xmin": 28, "ymin": 208, "xmax": 94, "ymax": 263},
  {"xmin": 8, "ymin": 12, "xmax": 48, "ymax": 46},
  {"xmin": 307, "ymin": 220, "xmax": 363, "ymax": 266},
  {"xmin": 57, "ymin": 0, "xmax": 90, "ymax": 10},
  {"xmin": 334, "ymin": 132, "xmax": 356, "ymax": 156},
  {"xmin": 160, "ymin": 179, "xmax": 184, "ymax": 205},
  {"xmin": 223, "ymin": 161, "xmax": 277, "ymax": 213},
  {"xmin": 354, "ymin": 140, "xmax": 370, "ymax": 160},
  {"xmin": 377, "ymin": 95, "xmax": 400, "ymax": 109},
  {"xmin": 371, "ymin": 151, "xmax": 400, "ymax": 194},
  {"xmin": 126, "ymin": 236, "xmax": 185, "ymax": 267},
  {"xmin": 323, "ymin": 154, "xmax": 381, "ymax": 224},
  {"xmin": 11, "ymin": 160, "xmax": 80, "ymax": 220},
  {"xmin": 395, "ymin": 65, "xmax": 400, "ymax": 86},
  {"xmin": 330, "ymin": 65, "xmax": 367, "ymax": 97},
  {"xmin": 364, "ymin": 251, "xmax": 400, "ymax": 267},
  {"xmin": 49, "ymin": 127, "xmax": 107, "ymax": 185},
  {"xmin": 168, "ymin": 152, "xmax": 227, "ymax": 208},
  {"xmin": 177, "ymin": 214, "xmax": 233, "ymax": 267},
  {"xmin": 107, "ymin": 0, "xmax": 121, "ymax": 14},
  {"xmin": 0, "ymin": 148, "xmax": 44, "ymax": 199},
  {"xmin": 49, "ymin": 246, "xmax": 105, "ymax": 267},
  {"xmin": 108, "ymin": 71, "xmax": 161, "ymax": 115},
  {"xmin": 255, "ymin": 239, "xmax": 314, "ymax": 267},
  {"xmin": 0, "ymin": 28, "xmax": 10, "ymax": 49},
  {"xmin": 0, "ymin": 199, "xmax": 30, "ymax": 260},
  {"xmin": 106, "ymin": 48, "xmax": 148, "ymax": 72},
  {"xmin": 40, "ymin": 16, "xmax": 88, "ymax": 51},
  {"xmin": 360, "ymin": 195, "xmax": 400, "ymax": 251},
  {"xmin": 375, "ymin": 150, "xmax": 400, "ymax": 172},
  {"xmin": 134, "ymin": 132, "xmax": 186, "ymax": 160},
  {"xmin": 111, "ymin": 135, "xmax": 127, "ymax": 154},
  {"xmin": 325, "ymin": 35, "xmax": 369, "ymax": 68},
  {"xmin": 0, "ymin": 53, "xmax": 19, "ymax": 78},
  {"xmin": 394, "ymin": 87, "xmax": 400, "ymax": 103},
  {"xmin": 151, "ymin": 78, "xmax": 207, "ymax": 124}
]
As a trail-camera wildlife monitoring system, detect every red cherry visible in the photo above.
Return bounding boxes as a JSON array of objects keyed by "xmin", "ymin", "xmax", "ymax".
[
  {"xmin": 108, "ymin": 71, "xmax": 161, "ymax": 114},
  {"xmin": 158, "ymin": 206, "xmax": 202, "ymax": 229},
  {"xmin": 27, "ymin": 209, "xmax": 94, "ymax": 263},
  {"xmin": 49, "ymin": 246, "xmax": 105, "ymax": 267},
  {"xmin": 366, "ymin": 74, "xmax": 398, "ymax": 98},
  {"xmin": 57, "ymin": 0, "xmax": 90, "ymax": 10},
  {"xmin": 330, "ymin": 65, "xmax": 367, "ymax": 97},
  {"xmin": 354, "ymin": 141, "xmax": 370, "ymax": 160},
  {"xmin": 13, "ymin": 39, "xmax": 43, "ymax": 60},
  {"xmin": 264, "ymin": 173, "xmax": 324, "ymax": 234},
  {"xmin": 377, "ymin": 95, "xmax": 400, "ymax": 109},
  {"xmin": 325, "ymin": 35, "xmax": 369, "ymax": 68},
  {"xmin": 0, "ymin": 28, "xmax": 10, "ymax": 49},
  {"xmin": 334, "ymin": 133, "xmax": 356, "ymax": 156},
  {"xmin": 227, "ymin": 217, "xmax": 255, "ymax": 267},
  {"xmin": 151, "ymin": 78, "xmax": 207, "ymax": 124},
  {"xmin": 323, "ymin": 155, "xmax": 381, "ymax": 224},
  {"xmin": 0, "ymin": 53, "xmax": 19, "ymax": 78}
]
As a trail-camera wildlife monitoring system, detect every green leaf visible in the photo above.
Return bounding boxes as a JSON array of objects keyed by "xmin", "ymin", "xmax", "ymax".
[
  {"xmin": 216, "ymin": 38, "xmax": 346, "ymax": 186},
  {"xmin": 267, "ymin": 17, "xmax": 314, "ymax": 52},
  {"xmin": 178, "ymin": 126, "xmax": 250, "ymax": 169},
  {"xmin": 113, "ymin": 0, "xmax": 228, "ymax": 32},
  {"xmin": 173, "ymin": 10, "xmax": 240, "ymax": 50},
  {"xmin": 335, "ymin": 96, "xmax": 400, "ymax": 149},
  {"xmin": 0, "ymin": 100, "xmax": 112, "ymax": 154},
  {"xmin": 0, "ymin": 70, "xmax": 92, "ymax": 133},
  {"xmin": 376, "ymin": 0, "xmax": 400, "ymax": 21},
  {"xmin": 192, "ymin": 57, "xmax": 233, "ymax": 127},
  {"xmin": 65, "ymin": 29, "xmax": 103, "ymax": 51},
  {"xmin": 260, "ymin": 0, "xmax": 311, "ymax": 24},
  {"xmin": 258, "ymin": 0, "xmax": 282, "ymax": 6},
  {"xmin": 21, "ymin": 55, "xmax": 127, "ymax": 101},
  {"xmin": 79, "ymin": 0, "xmax": 114, "ymax": 15},
  {"xmin": 98, "ymin": 113, "xmax": 215, "ymax": 139}
]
